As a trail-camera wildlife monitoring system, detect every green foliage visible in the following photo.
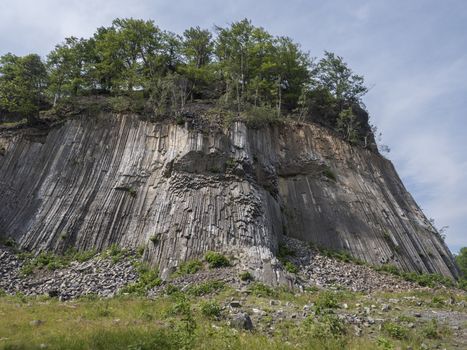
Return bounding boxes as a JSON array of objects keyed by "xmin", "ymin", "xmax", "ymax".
[
  {"xmin": 421, "ymin": 319, "xmax": 443, "ymax": 339},
  {"xmin": 376, "ymin": 337, "xmax": 394, "ymax": 350},
  {"xmin": 336, "ymin": 107, "xmax": 360, "ymax": 144},
  {"xmin": 120, "ymin": 262, "xmax": 161, "ymax": 296},
  {"xmin": 186, "ymin": 280, "xmax": 224, "ymax": 296},
  {"xmin": 239, "ymin": 271, "xmax": 254, "ymax": 281},
  {"xmin": 200, "ymin": 301, "xmax": 221, "ymax": 319},
  {"xmin": 104, "ymin": 244, "xmax": 127, "ymax": 263},
  {"xmin": 313, "ymin": 51, "xmax": 368, "ymax": 104},
  {"xmin": 382, "ymin": 322, "xmax": 409, "ymax": 340},
  {"xmin": 376, "ymin": 263, "xmax": 456, "ymax": 288},
  {"xmin": 149, "ymin": 234, "xmax": 160, "ymax": 245},
  {"xmin": 314, "ymin": 291, "xmax": 339, "ymax": 314},
  {"xmin": 204, "ymin": 251, "xmax": 230, "ymax": 268},
  {"xmin": 322, "ymin": 165, "xmax": 337, "ymax": 181},
  {"xmin": 456, "ymin": 247, "xmax": 467, "ymax": 277},
  {"xmin": 284, "ymin": 261, "xmax": 299, "ymax": 274},
  {"xmin": 19, "ymin": 248, "xmax": 98, "ymax": 276},
  {"xmin": 277, "ymin": 243, "xmax": 295, "ymax": 259},
  {"xmin": 0, "ymin": 53, "xmax": 48, "ymax": 122},
  {"xmin": 176, "ymin": 260, "xmax": 203, "ymax": 275},
  {"xmin": 244, "ymin": 105, "xmax": 281, "ymax": 128},
  {"xmin": 248, "ymin": 282, "xmax": 277, "ymax": 297}
]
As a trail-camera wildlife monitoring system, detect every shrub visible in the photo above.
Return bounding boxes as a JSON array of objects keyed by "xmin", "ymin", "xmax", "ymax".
[
  {"xmin": 284, "ymin": 261, "xmax": 299, "ymax": 274},
  {"xmin": 322, "ymin": 165, "xmax": 337, "ymax": 181},
  {"xmin": 244, "ymin": 105, "xmax": 281, "ymax": 129},
  {"xmin": 186, "ymin": 280, "xmax": 224, "ymax": 296},
  {"xmin": 382, "ymin": 322, "xmax": 409, "ymax": 340},
  {"xmin": 314, "ymin": 291, "xmax": 339, "ymax": 314},
  {"xmin": 104, "ymin": 244, "xmax": 126, "ymax": 263},
  {"xmin": 177, "ymin": 260, "xmax": 203, "ymax": 275},
  {"xmin": 150, "ymin": 234, "xmax": 161, "ymax": 245},
  {"xmin": 422, "ymin": 319, "xmax": 442, "ymax": 339},
  {"xmin": 200, "ymin": 301, "xmax": 221, "ymax": 319},
  {"xmin": 248, "ymin": 282, "xmax": 277, "ymax": 298},
  {"xmin": 120, "ymin": 263, "xmax": 161, "ymax": 296},
  {"xmin": 239, "ymin": 271, "xmax": 254, "ymax": 281},
  {"xmin": 204, "ymin": 251, "xmax": 230, "ymax": 268}
]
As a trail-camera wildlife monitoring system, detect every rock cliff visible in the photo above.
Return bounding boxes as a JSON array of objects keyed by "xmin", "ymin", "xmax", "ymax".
[{"xmin": 0, "ymin": 113, "xmax": 459, "ymax": 281}]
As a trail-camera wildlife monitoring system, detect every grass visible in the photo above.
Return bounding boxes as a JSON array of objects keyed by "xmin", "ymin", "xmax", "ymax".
[
  {"xmin": 0, "ymin": 286, "xmax": 463, "ymax": 350},
  {"xmin": 19, "ymin": 249, "xmax": 98, "ymax": 276},
  {"xmin": 120, "ymin": 262, "xmax": 161, "ymax": 296},
  {"xmin": 176, "ymin": 259, "xmax": 203, "ymax": 276}
]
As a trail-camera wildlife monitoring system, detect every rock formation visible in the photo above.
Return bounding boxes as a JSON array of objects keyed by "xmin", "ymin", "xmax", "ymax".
[{"xmin": 0, "ymin": 112, "xmax": 459, "ymax": 281}]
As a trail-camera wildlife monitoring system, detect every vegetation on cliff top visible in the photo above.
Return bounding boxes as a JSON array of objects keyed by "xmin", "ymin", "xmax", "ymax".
[{"xmin": 0, "ymin": 18, "xmax": 374, "ymax": 146}]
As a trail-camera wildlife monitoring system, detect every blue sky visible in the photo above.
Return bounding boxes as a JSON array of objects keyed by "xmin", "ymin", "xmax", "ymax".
[{"xmin": 1, "ymin": 0, "xmax": 466, "ymax": 252}]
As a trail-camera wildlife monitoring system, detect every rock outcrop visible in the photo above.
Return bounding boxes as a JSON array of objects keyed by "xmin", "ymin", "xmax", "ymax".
[{"xmin": 0, "ymin": 113, "xmax": 459, "ymax": 281}]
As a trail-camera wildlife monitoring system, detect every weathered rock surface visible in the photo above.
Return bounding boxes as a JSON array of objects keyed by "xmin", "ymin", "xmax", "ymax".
[{"xmin": 0, "ymin": 113, "xmax": 459, "ymax": 280}]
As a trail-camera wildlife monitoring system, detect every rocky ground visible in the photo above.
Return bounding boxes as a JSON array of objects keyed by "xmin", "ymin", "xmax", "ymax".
[
  {"xmin": 1, "ymin": 239, "xmax": 466, "ymax": 350},
  {"xmin": 1, "ymin": 237, "xmax": 419, "ymax": 300}
]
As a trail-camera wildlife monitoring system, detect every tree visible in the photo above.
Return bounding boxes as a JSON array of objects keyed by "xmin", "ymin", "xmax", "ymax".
[
  {"xmin": 336, "ymin": 107, "xmax": 359, "ymax": 143},
  {"xmin": 456, "ymin": 247, "xmax": 467, "ymax": 276},
  {"xmin": 47, "ymin": 37, "xmax": 93, "ymax": 103},
  {"xmin": 313, "ymin": 51, "xmax": 368, "ymax": 105},
  {"xmin": 0, "ymin": 53, "xmax": 47, "ymax": 123}
]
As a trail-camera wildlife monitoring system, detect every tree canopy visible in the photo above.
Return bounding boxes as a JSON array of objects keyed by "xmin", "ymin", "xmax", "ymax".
[{"xmin": 0, "ymin": 18, "xmax": 370, "ymax": 143}]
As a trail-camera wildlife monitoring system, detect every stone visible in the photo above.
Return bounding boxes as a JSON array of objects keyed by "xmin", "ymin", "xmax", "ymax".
[
  {"xmin": 230, "ymin": 313, "xmax": 254, "ymax": 330},
  {"xmin": 230, "ymin": 301, "xmax": 242, "ymax": 308}
]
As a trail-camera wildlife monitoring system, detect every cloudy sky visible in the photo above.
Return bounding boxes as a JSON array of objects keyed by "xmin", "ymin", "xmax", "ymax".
[{"xmin": 1, "ymin": 0, "xmax": 466, "ymax": 252}]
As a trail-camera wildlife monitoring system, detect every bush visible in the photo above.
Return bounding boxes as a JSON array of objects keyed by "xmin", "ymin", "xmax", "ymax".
[
  {"xmin": 200, "ymin": 301, "xmax": 221, "ymax": 319},
  {"xmin": 186, "ymin": 280, "xmax": 224, "ymax": 296},
  {"xmin": 248, "ymin": 282, "xmax": 277, "ymax": 298},
  {"xmin": 244, "ymin": 105, "xmax": 281, "ymax": 128},
  {"xmin": 284, "ymin": 261, "xmax": 299, "ymax": 274},
  {"xmin": 150, "ymin": 234, "xmax": 160, "ymax": 245},
  {"xmin": 177, "ymin": 260, "xmax": 203, "ymax": 275},
  {"xmin": 382, "ymin": 322, "xmax": 408, "ymax": 340},
  {"xmin": 422, "ymin": 319, "xmax": 442, "ymax": 339},
  {"xmin": 322, "ymin": 165, "xmax": 337, "ymax": 181},
  {"xmin": 239, "ymin": 271, "xmax": 254, "ymax": 281},
  {"xmin": 314, "ymin": 291, "xmax": 339, "ymax": 314},
  {"xmin": 120, "ymin": 263, "xmax": 161, "ymax": 296},
  {"xmin": 204, "ymin": 251, "xmax": 230, "ymax": 268}
]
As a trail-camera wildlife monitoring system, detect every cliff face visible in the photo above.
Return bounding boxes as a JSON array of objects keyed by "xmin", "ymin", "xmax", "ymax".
[{"xmin": 0, "ymin": 113, "xmax": 459, "ymax": 280}]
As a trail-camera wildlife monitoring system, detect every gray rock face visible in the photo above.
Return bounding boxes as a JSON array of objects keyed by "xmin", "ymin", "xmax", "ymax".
[{"xmin": 0, "ymin": 113, "xmax": 459, "ymax": 280}]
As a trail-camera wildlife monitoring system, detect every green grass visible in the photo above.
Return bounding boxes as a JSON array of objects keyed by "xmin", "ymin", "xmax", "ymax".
[
  {"xmin": 0, "ymin": 287, "xmax": 463, "ymax": 350},
  {"xmin": 176, "ymin": 259, "xmax": 203, "ymax": 276},
  {"xmin": 120, "ymin": 262, "xmax": 161, "ymax": 296},
  {"xmin": 19, "ymin": 249, "xmax": 98, "ymax": 276}
]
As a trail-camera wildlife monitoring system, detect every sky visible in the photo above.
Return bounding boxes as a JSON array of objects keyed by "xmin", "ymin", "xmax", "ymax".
[{"xmin": 1, "ymin": 0, "xmax": 466, "ymax": 252}]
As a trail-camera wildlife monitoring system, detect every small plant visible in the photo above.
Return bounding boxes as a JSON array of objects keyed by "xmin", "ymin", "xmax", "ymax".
[
  {"xmin": 0, "ymin": 289, "xmax": 6, "ymax": 297},
  {"xmin": 59, "ymin": 232, "xmax": 67, "ymax": 241},
  {"xmin": 284, "ymin": 260, "xmax": 299, "ymax": 274},
  {"xmin": 322, "ymin": 165, "xmax": 337, "ymax": 181},
  {"xmin": 3, "ymin": 237, "xmax": 17, "ymax": 247},
  {"xmin": 104, "ymin": 244, "xmax": 126, "ymax": 263},
  {"xmin": 376, "ymin": 337, "xmax": 394, "ymax": 350},
  {"xmin": 120, "ymin": 262, "xmax": 161, "ymax": 296},
  {"xmin": 136, "ymin": 245, "xmax": 145, "ymax": 257},
  {"xmin": 382, "ymin": 322, "xmax": 409, "ymax": 340},
  {"xmin": 177, "ymin": 260, "xmax": 203, "ymax": 275},
  {"xmin": 314, "ymin": 291, "xmax": 339, "ymax": 314},
  {"xmin": 421, "ymin": 319, "xmax": 444, "ymax": 339},
  {"xmin": 239, "ymin": 271, "xmax": 254, "ymax": 281},
  {"xmin": 248, "ymin": 282, "xmax": 277, "ymax": 298},
  {"xmin": 204, "ymin": 251, "xmax": 230, "ymax": 268},
  {"xmin": 200, "ymin": 301, "xmax": 221, "ymax": 319},
  {"xmin": 149, "ymin": 234, "xmax": 161, "ymax": 245},
  {"xmin": 277, "ymin": 243, "xmax": 295, "ymax": 259},
  {"xmin": 186, "ymin": 280, "xmax": 224, "ymax": 296}
]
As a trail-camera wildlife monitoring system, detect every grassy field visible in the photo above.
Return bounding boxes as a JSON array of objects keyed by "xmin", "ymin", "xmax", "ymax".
[{"xmin": 0, "ymin": 285, "xmax": 465, "ymax": 350}]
